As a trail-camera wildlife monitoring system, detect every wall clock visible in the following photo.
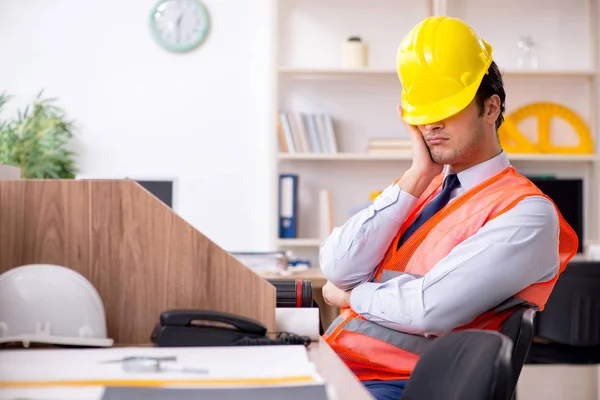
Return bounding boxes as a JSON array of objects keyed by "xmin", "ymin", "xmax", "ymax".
[{"xmin": 149, "ymin": 0, "xmax": 210, "ymax": 53}]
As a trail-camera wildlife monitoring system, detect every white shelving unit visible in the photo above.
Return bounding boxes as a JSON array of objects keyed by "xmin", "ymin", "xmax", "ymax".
[
  {"xmin": 276, "ymin": 238, "xmax": 323, "ymax": 248},
  {"xmin": 274, "ymin": 0, "xmax": 600, "ymax": 265},
  {"xmin": 279, "ymin": 67, "xmax": 598, "ymax": 79},
  {"xmin": 279, "ymin": 153, "xmax": 599, "ymax": 162}
]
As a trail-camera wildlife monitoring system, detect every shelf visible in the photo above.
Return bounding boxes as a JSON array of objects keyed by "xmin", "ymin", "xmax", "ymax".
[
  {"xmin": 279, "ymin": 153, "xmax": 597, "ymax": 162},
  {"xmin": 507, "ymin": 154, "xmax": 597, "ymax": 162},
  {"xmin": 258, "ymin": 268, "xmax": 327, "ymax": 289},
  {"xmin": 279, "ymin": 67, "xmax": 598, "ymax": 79},
  {"xmin": 502, "ymin": 69, "xmax": 598, "ymax": 78},
  {"xmin": 277, "ymin": 238, "xmax": 323, "ymax": 247},
  {"xmin": 278, "ymin": 67, "xmax": 396, "ymax": 77},
  {"xmin": 279, "ymin": 153, "xmax": 412, "ymax": 161}
]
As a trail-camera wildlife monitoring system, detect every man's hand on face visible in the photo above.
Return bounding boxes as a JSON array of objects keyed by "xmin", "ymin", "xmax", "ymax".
[
  {"xmin": 396, "ymin": 105, "xmax": 445, "ymax": 198},
  {"xmin": 323, "ymin": 281, "xmax": 352, "ymax": 309}
]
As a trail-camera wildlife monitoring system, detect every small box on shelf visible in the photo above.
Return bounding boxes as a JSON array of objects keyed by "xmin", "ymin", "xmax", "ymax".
[{"xmin": 367, "ymin": 137, "xmax": 412, "ymax": 155}]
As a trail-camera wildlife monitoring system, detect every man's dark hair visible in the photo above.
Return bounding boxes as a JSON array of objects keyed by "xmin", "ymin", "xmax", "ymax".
[{"xmin": 474, "ymin": 61, "xmax": 505, "ymax": 131}]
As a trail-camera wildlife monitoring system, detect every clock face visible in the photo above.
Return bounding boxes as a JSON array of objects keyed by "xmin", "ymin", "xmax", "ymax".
[{"xmin": 150, "ymin": 0, "xmax": 210, "ymax": 53}]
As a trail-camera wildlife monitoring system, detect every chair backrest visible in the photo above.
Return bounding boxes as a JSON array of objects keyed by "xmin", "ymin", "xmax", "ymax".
[
  {"xmin": 401, "ymin": 330, "xmax": 513, "ymax": 400},
  {"xmin": 500, "ymin": 305, "xmax": 537, "ymax": 391},
  {"xmin": 535, "ymin": 261, "xmax": 600, "ymax": 346}
]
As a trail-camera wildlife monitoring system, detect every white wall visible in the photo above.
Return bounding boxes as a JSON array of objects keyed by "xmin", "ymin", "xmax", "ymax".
[{"xmin": 0, "ymin": 0, "xmax": 278, "ymax": 252}]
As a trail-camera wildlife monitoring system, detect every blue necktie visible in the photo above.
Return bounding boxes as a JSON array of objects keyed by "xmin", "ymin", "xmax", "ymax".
[{"xmin": 397, "ymin": 174, "xmax": 461, "ymax": 250}]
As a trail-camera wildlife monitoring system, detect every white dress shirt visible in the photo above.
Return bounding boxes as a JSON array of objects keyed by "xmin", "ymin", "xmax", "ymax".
[{"xmin": 320, "ymin": 151, "xmax": 559, "ymax": 336}]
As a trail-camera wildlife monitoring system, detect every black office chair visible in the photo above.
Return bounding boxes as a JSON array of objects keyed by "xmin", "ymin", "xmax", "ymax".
[
  {"xmin": 401, "ymin": 330, "xmax": 514, "ymax": 400},
  {"xmin": 499, "ymin": 305, "xmax": 537, "ymax": 398},
  {"xmin": 526, "ymin": 260, "xmax": 600, "ymax": 364}
]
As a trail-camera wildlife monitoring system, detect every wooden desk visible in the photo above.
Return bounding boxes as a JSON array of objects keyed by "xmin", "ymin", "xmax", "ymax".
[
  {"xmin": 259, "ymin": 268, "xmax": 340, "ymax": 328},
  {"xmin": 309, "ymin": 338, "xmax": 374, "ymax": 399}
]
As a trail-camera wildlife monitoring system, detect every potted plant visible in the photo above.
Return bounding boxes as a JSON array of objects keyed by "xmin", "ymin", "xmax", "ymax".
[{"xmin": 0, "ymin": 91, "xmax": 78, "ymax": 179}]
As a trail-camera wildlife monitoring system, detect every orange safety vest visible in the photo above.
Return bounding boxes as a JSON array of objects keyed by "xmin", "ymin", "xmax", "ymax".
[{"xmin": 323, "ymin": 166, "xmax": 578, "ymax": 381}]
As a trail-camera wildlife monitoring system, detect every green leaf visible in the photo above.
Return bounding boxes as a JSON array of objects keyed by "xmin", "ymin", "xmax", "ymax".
[{"xmin": 0, "ymin": 91, "xmax": 78, "ymax": 179}]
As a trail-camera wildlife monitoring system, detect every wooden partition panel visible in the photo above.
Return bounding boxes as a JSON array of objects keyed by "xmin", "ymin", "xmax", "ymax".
[{"xmin": 0, "ymin": 179, "xmax": 276, "ymax": 344}]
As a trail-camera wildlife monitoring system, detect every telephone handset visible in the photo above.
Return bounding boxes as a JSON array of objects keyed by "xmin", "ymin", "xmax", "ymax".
[{"xmin": 151, "ymin": 309, "xmax": 268, "ymax": 347}]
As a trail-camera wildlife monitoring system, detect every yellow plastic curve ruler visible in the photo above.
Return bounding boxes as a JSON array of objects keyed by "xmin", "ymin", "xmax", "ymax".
[
  {"xmin": 0, "ymin": 375, "xmax": 316, "ymax": 388},
  {"xmin": 498, "ymin": 102, "xmax": 594, "ymax": 154}
]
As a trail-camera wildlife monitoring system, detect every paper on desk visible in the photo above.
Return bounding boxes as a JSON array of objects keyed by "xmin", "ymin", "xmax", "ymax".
[
  {"xmin": 0, "ymin": 384, "xmax": 335, "ymax": 400},
  {"xmin": 0, "ymin": 345, "xmax": 320, "ymax": 389},
  {"xmin": 0, "ymin": 387, "xmax": 104, "ymax": 400}
]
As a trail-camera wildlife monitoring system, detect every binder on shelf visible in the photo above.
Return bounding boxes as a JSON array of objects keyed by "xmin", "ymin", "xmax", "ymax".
[
  {"xmin": 291, "ymin": 112, "xmax": 310, "ymax": 152},
  {"xmin": 321, "ymin": 114, "xmax": 338, "ymax": 153},
  {"xmin": 278, "ymin": 112, "xmax": 296, "ymax": 153},
  {"xmin": 277, "ymin": 117, "xmax": 289, "ymax": 153},
  {"xmin": 279, "ymin": 173, "xmax": 298, "ymax": 239},
  {"xmin": 304, "ymin": 114, "xmax": 322, "ymax": 153}
]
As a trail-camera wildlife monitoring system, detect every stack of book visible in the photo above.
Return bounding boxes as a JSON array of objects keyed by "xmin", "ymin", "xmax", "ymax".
[
  {"xmin": 278, "ymin": 111, "xmax": 338, "ymax": 153},
  {"xmin": 367, "ymin": 138, "xmax": 412, "ymax": 154},
  {"xmin": 231, "ymin": 251, "xmax": 288, "ymax": 274}
]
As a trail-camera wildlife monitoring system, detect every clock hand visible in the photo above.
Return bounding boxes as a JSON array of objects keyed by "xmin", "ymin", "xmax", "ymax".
[{"xmin": 176, "ymin": 14, "xmax": 183, "ymax": 43}]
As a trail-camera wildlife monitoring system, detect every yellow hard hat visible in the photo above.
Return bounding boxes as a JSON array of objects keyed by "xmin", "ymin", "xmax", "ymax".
[{"xmin": 397, "ymin": 16, "xmax": 494, "ymax": 125}]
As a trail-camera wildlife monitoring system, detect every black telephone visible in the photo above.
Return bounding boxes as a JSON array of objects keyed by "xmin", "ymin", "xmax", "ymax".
[{"xmin": 151, "ymin": 309, "xmax": 268, "ymax": 347}]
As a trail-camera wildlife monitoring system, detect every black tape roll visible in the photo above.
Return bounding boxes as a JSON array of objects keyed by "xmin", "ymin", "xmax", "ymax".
[{"xmin": 267, "ymin": 279, "xmax": 314, "ymax": 308}]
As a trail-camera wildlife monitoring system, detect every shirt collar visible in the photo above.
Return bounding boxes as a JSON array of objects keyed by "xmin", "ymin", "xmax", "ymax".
[{"xmin": 444, "ymin": 150, "xmax": 510, "ymax": 192}]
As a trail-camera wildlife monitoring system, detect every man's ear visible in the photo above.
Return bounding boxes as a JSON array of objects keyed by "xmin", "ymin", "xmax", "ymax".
[{"xmin": 485, "ymin": 95, "xmax": 501, "ymax": 125}]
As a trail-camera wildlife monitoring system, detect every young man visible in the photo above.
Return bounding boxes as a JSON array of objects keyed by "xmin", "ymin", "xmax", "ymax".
[{"xmin": 319, "ymin": 16, "xmax": 578, "ymax": 400}]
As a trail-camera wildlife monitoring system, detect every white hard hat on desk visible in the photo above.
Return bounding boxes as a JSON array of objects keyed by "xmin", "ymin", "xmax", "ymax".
[{"xmin": 0, "ymin": 264, "xmax": 113, "ymax": 348}]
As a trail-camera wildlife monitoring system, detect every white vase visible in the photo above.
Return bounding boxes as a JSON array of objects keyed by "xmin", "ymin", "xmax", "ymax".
[{"xmin": 342, "ymin": 39, "xmax": 368, "ymax": 69}]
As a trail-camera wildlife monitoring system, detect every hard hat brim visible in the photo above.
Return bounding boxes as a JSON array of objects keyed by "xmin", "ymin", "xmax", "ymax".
[
  {"xmin": 401, "ymin": 59, "xmax": 493, "ymax": 126},
  {"xmin": 0, "ymin": 333, "xmax": 114, "ymax": 347}
]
